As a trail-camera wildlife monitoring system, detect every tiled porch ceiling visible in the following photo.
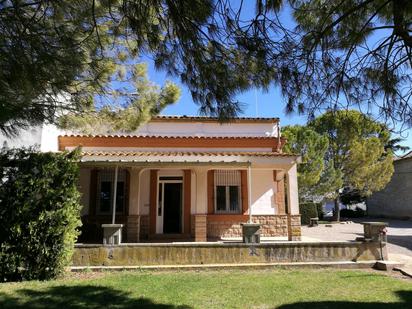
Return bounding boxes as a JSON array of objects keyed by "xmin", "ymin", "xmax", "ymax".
[{"xmin": 80, "ymin": 150, "xmax": 299, "ymax": 165}]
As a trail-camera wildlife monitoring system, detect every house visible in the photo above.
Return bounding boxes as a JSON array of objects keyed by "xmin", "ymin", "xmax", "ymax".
[
  {"xmin": 59, "ymin": 116, "xmax": 301, "ymax": 242},
  {"xmin": 2, "ymin": 115, "xmax": 302, "ymax": 243},
  {"xmin": 0, "ymin": 123, "xmax": 60, "ymax": 151},
  {"xmin": 367, "ymin": 151, "xmax": 412, "ymax": 219}
]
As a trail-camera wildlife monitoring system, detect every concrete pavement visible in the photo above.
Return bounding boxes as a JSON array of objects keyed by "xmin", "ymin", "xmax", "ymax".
[{"xmin": 301, "ymin": 218, "xmax": 412, "ymax": 275}]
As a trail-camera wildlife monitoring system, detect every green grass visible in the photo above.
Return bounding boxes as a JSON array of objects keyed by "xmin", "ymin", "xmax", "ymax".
[{"xmin": 0, "ymin": 269, "xmax": 411, "ymax": 308}]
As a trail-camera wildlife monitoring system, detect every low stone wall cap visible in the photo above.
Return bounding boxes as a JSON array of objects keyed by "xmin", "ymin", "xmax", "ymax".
[
  {"xmin": 361, "ymin": 222, "xmax": 388, "ymax": 226},
  {"xmin": 101, "ymin": 224, "xmax": 124, "ymax": 228}
]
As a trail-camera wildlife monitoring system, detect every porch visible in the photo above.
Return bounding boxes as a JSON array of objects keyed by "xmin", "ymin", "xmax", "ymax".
[{"xmin": 76, "ymin": 150, "xmax": 302, "ymax": 243}]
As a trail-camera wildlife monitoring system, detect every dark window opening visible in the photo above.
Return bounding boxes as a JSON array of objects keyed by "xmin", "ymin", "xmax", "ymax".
[
  {"xmin": 96, "ymin": 170, "xmax": 127, "ymax": 214},
  {"xmin": 216, "ymin": 186, "xmax": 226, "ymax": 211},
  {"xmin": 99, "ymin": 181, "xmax": 111, "ymax": 213}
]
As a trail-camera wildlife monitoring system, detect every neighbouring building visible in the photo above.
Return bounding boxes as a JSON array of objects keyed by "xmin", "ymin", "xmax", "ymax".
[
  {"xmin": 0, "ymin": 123, "xmax": 60, "ymax": 151},
  {"xmin": 2, "ymin": 115, "xmax": 302, "ymax": 242},
  {"xmin": 367, "ymin": 151, "xmax": 412, "ymax": 219}
]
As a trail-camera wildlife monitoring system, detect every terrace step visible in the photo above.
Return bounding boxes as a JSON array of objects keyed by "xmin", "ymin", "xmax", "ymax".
[
  {"xmin": 147, "ymin": 233, "xmax": 192, "ymax": 241},
  {"xmin": 374, "ymin": 260, "xmax": 404, "ymax": 271}
]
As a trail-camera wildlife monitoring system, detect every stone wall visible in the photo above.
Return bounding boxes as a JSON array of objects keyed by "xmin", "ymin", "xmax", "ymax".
[
  {"xmin": 126, "ymin": 215, "xmax": 140, "ymax": 243},
  {"xmin": 287, "ymin": 215, "xmax": 301, "ymax": 241},
  {"xmin": 367, "ymin": 158, "xmax": 412, "ymax": 219},
  {"xmin": 206, "ymin": 215, "xmax": 291, "ymax": 238},
  {"xmin": 81, "ymin": 214, "xmax": 300, "ymax": 242},
  {"xmin": 194, "ymin": 215, "xmax": 207, "ymax": 242},
  {"xmin": 139, "ymin": 215, "xmax": 149, "ymax": 240},
  {"xmin": 253, "ymin": 215, "xmax": 289, "ymax": 237},
  {"xmin": 73, "ymin": 241, "xmax": 387, "ymax": 267}
]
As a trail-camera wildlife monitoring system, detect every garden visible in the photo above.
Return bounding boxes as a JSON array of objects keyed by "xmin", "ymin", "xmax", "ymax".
[{"xmin": 0, "ymin": 269, "xmax": 411, "ymax": 308}]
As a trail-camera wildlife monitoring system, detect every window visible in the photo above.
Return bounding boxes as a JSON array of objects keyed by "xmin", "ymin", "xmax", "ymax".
[
  {"xmin": 99, "ymin": 181, "xmax": 112, "ymax": 212},
  {"xmin": 96, "ymin": 169, "xmax": 127, "ymax": 214},
  {"xmin": 214, "ymin": 170, "xmax": 242, "ymax": 213}
]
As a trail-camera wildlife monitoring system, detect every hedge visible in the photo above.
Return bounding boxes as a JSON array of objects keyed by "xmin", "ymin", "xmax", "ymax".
[
  {"xmin": 299, "ymin": 202, "xmax": 322, "ymax": 225},
  {"xmin": 0, "ymin": 148, "xmax": 82, "ymax": 281}
]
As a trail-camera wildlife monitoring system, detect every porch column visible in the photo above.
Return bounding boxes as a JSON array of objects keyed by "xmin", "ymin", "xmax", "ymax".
[
  {"xmin": 194, "ymin": 215, "xmax": 207, "ymax": 242},
  {"xmin": 127, "ymin": 168, "xmax": 141, "ymax": 242},
  {"xmin": 247, "ymin": 165, "xmax": 252, "ymax": 223},
  {"xmin": 273, "ymin": 170, "xmax": 286, "ymax": 214},
  {"xmin": 183, "ymin": 170, "xmax": 192, "ymax": 235},
  {"xmin": 111, "ymin": 165, "xmax": 119, "ymax": 224},
  {"xmin": 286, "ymin": 164, "xmax": 301, "ymax": 241},
  {"xmin": 194, "ymin": 168, "xmax": 208, "ymax": 242},
  {"xmin": 149, "ymin": 170, "xmax": 158, "ymax": 236}
]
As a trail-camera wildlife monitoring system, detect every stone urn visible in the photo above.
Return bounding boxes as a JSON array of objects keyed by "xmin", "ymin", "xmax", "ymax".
[
  {"xmin": 241, "ymin": 223, "xmax": 261, "ymax": 244},
  {"xmin": 102, "ymin": 224, "xmax": 123, "ymax": 245},
  {"xmin": 361, "ymin": 222, "xmax": 388, "ymax": 242}
]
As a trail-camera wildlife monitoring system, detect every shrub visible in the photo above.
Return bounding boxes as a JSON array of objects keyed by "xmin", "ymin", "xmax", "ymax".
[
  {"xmin": 299, "ymin": 202, "xmax": 322, "ymax": 225},
  {"xmin": 316, "ymin": 203, "xmax": 324, "ymax": 220},
  {"xmin": 0, "ymin": 148, "xmax": 82, "ymax": 281}
]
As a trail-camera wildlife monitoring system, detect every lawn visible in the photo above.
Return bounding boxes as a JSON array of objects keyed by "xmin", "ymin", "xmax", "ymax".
[{"xmin": 0, "ymin": 269, "xmax": 411, "ymax": 308}]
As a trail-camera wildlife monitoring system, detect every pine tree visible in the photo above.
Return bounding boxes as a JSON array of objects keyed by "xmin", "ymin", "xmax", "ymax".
[
  {"xmin": 309, "ymin": 110, "xmax": 394, "ymax": 221},
  {"xmin": 2, "ymin": 1, "xmax": 411, "ymax": 133},
  {"xmin": 59, "ymin": 63, "xmax": 180, "ymax": 133},
  {"xmin": 282, "ymin": 125, "xmax": 341, "ymax": 202}
]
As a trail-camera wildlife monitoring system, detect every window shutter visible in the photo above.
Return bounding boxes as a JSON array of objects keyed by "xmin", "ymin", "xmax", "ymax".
[
  {"xmin": 89, "ymin": 169, "xmax": 98, "ymax": 216},
  {"xmin": 240, "ymin": 170, "xmax": 248, "ymax": 214},
  {"xmin": 183, "ymin": 170, "xmax": 191, "ymax": 234},
  {"xmin": 149, "ymin": 170, "xmax": 158, "ymax": 235},
  {"xmin": 207, "ymin": 170, "xmax": 214, "ymax": 214}
]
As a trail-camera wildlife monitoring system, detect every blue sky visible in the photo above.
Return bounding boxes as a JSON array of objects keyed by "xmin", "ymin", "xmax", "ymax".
[
  {"xmin": 142, "ymin": 1, "xmax": 412, "ymax": 152},
  {"xmin": 158, "ymin": 70, "xmax": 308, "ymax": 127},
  {"xmin": 146, "ymin": 62, "xmax": 411, "ymax": 152},
  {"xmin": 153, "ymin": 1, "xmax": 308, "ymax": 126}
]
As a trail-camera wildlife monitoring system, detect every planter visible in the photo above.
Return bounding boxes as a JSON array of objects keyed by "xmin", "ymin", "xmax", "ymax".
[
  {"xmin": 102, "ymin": 224, "xmax": 123, "ymax": 245},
  {"xmin": 241, "ymin": 223, "xmax": 261, "ymax": 244},
  {"xmin": 361, "ymin": 222, "xmax": 388, "ymax": 242}
]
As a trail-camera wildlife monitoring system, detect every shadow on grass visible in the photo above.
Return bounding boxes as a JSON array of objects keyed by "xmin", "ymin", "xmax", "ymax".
[
  {"xmin": 277, "ymin": 291, "xmax": 412, "ymax": 309},
  {"xmin": 0, "ymin": 285, "xmax": 192, "ymax": 309},
  {"xmin": 1, "ymin": 284, "xmax": 411, "ymax": 309}
]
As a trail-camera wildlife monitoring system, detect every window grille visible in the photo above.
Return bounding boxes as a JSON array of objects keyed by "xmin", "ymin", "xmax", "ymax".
[{"xmin": 214, "ymin": 170, "xmax": 242, "ymax": 213}]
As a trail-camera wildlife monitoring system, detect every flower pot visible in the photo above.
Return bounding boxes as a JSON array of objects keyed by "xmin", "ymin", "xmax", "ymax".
[
  {"xmin": 241, "ymin": 223, "xmax": 261, "ymax": 244},
  {"xmin": 361, "ymin": 222, "xmax": 388, "ymax": 242},
  {"xmin": 102, "ymin": 224, "xmax": 123, "ymax": 245}
]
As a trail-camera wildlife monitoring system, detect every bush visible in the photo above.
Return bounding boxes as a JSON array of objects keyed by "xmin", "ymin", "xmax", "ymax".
[
  {"xmin": 316, "ymin": 203, "xmax": 324, "ymax": 220},
  {"xmin": 299, "ymin": 202, "xmax": 322, "ymax": 225},
  {"xmin": 0, "ymin": 148, "xmax": 82, "ymax": 281},
  {"xmin": 340, "ymin": 207, "xmax": 366, "ymax": 218}
]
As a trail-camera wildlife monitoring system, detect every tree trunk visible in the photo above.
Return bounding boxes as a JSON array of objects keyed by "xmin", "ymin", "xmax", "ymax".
[{"xmin": 333, "ymin": 197, "xmax": 340, "ymax": 222}]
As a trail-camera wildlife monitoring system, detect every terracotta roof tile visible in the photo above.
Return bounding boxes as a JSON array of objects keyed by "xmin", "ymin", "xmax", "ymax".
[
  {"xmin": 151, "ymin": 115, "xmax": 279, "ymax": 123},
  {"xmin": 60, "ymin": 134, "xmax": 278, "ymax": 139},
  {"xmin": 81, "ymin": 150, "xmax": 295, "ymax": 158}
]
